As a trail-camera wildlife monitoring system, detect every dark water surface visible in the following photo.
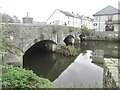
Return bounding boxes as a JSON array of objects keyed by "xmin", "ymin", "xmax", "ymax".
[{"xmin": 23, "ymin": 41, "xmax": 119, "ymax": 88}]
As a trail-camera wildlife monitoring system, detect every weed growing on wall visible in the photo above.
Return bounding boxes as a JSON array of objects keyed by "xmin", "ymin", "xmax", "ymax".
[{"xmin": 81, "ymin": 26, "xmax": 88, "ymax": 35}]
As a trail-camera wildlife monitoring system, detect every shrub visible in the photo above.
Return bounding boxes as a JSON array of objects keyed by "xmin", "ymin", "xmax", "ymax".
[
  {"xmin": 1, "ymin": 64, "xmax": 54, "ymax": 89},
  {"xmin": 55, "ymin": 45, "xmax": 77, "ymax": 56},
  {"xmin": 81, "ymin": 26, "xmax": 88, "ymax": 35}
]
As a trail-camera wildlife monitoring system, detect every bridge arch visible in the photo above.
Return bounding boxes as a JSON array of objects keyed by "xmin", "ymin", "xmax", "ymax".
[{"xmin": 23, "ymin": 40, "xmax": 57, "ymax": 56}]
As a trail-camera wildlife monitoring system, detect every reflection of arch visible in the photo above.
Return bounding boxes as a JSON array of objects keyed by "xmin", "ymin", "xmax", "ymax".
[{"xmin": 23, "ymin": 50, "xmax": 76, "ymax": 81}]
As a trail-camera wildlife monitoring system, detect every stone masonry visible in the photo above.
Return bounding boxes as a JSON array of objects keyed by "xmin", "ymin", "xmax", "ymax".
[
  {"xmin": 1, "ymin": 23, "xmax": 119, "ymax": 64},
  {"xmin": 1, "ymin": 23, "xmax": 80, "ymax": 63}
]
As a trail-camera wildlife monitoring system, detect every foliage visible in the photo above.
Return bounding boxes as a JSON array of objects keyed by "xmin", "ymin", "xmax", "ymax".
[
  {"xmin": 1, "ymin": 13, "xmax": 14, "ymax": 23},
  {"xmin": 1, "ymin": 64, "xmax": 54, "ymax": 89},
  {"xmin": 12, "ymin": 16, "xmax": 20, "ymax": 23},
  {"xmin": 1, "ymin": 13, "xmax": 20, "ymax": 23},
  {"xmin": 81, "ymin": 26, "xmax": 88, "ymax": 35},
  {"xmin": 55, "ymin": 45, "xmax": 77, "ymax": 56}
]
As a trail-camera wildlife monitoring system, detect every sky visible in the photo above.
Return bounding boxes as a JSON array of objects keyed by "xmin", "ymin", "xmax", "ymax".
[{"xmin": 0, "ymin": 0, "xmax": 120, "ymax": 22}]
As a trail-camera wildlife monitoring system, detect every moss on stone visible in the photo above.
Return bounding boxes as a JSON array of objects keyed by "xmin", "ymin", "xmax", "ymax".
[
  {"xmin": 118, "ymin": 65, "xmax": 120, "ymax": 73},
  {"xmin": 55, "ymin": 45, "xmax": 77, "ymax": 56}
]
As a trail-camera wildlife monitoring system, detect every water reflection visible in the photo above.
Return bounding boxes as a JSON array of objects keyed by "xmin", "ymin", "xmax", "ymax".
[
  {"xmin": 54, "ymin": 50, "xmax": 103, "ymax": 88},
  {"xmin": 23, "ymin": 52, "xmax": 76, "ymax": 81},
  {"xmin": 23, "ymin": 41, "xmax": 119, "ymax": 88}
]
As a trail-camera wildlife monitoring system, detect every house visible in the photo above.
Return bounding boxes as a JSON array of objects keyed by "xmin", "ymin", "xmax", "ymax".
[
  {"xmin": 46, "ymin": 9, "xmax": 93, "ymax": 29},
  {"xmin": 93, "ymin": 5, "xmax": 120, "ymax": 31}
]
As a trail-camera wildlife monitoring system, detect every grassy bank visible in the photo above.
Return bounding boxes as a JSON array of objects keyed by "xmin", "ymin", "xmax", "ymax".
[{"xmin": 0, "ymin": 64, "xmax": 54, "ymax": 89}]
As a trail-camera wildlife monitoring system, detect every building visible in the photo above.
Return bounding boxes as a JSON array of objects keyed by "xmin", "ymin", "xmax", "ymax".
[
  {"xmin": 22, "ymin": 12, "xmax": 33, "ymax": 23},
  {"xmin": 46, "ymin": 9, "xmax": 93, "ymax": 29},
  {"xmin": 93, "ymin": 5, "xmax": 120, "ymax": 31}
]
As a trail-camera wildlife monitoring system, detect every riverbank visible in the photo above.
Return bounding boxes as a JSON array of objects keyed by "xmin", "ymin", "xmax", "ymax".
[
  {"xmin": 85, "ymin": 30, "xmax": 119, "ymax": 41},
  {"xmin": 1, "ymin": 64, "xmax": 54, "ymax": 89},
  {"xmin": 103, "ymin": 58, "xmax": 119, "ymax": 88}
]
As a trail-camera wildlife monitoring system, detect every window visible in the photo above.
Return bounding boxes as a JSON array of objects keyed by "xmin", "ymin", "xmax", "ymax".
[
  {"xmin": 93, "ymin": 23, "xmax": 97, "ymax": 26},
  {"xmin": 108, "ymin": 15, "xmax": 112, "ymax": 21},
  {"xmin": 64, "ymin": 22, "xmax": 67, "ymax": 25}
]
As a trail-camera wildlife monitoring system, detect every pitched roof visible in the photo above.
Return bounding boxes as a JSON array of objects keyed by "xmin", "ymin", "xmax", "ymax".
[
  {"xmin": 93, "ymin": 5, "xmax": 120, "ymax": 16},
  {"xmin": 46, "ymin": 9, "xmax": 82, "ymax": 21},
  {"xmin": 47, "ymin": 9, "xmax": 94, "ymax": 22},
  {"xmin": 58, "ymin": 9, "xmax": 82, "ymax": 19}
]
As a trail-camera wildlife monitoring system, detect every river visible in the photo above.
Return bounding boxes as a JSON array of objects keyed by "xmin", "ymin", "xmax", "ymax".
[{"xmin": 23, "ymin": 41, "xmax": 119, "ymax": 88}]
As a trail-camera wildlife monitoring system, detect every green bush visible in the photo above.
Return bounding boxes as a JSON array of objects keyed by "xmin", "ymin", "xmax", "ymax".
[
  {"xmin": 1, "ymin": 64, "xmax": 54, "ymax": 89},
  {"xmin": 81, "ymin": 26, "xmax": 88, "ymax": 35}
]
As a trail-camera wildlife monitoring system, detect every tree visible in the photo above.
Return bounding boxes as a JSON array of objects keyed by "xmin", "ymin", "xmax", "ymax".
[
  {"xmin": 12, "ymin": 15, "xmax": 20, "ymax": 23},
  {"xmin": 2, "ymin": 13, "xmax": 14, "ymax": 23},
  {"xmin": 1, "ymin": 13, "xmax": 20, "ymax": 23}
]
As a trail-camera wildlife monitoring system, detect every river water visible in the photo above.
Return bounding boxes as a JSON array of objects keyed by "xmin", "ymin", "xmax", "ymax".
[{"xmin": 23, "ymin": 41, "xmax": 119, "ymax": 88}]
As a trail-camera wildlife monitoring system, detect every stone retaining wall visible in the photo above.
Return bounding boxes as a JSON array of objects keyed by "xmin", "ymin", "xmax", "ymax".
[
  {"xmin": 103, "ymin": 58, "xmax": 119, "ymax": 88},
  {"xmin": 86, "ymin": 31, "xmax": 119, "ymax": 41}
]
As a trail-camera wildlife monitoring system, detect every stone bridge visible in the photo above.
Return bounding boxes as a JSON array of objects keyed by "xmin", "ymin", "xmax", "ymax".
[{"xmin": 2, "ymin": 23, "xmax": 80, "ymax": 63}]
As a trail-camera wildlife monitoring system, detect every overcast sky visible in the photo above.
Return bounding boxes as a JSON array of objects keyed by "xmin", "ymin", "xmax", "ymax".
[{"xmin": 0, "ymin": 0, "xmax": 119, "ymax": 22}]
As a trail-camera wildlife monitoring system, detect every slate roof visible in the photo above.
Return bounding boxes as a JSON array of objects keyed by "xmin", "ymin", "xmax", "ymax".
[
  {"xmin": 58, "ymin": 9, "xmax": 82, "ymax": 19},
  {"xmin": 47, "ymin": 9, "xmax": 83, "ymax": 21},
  {"xmin": 47, "ymin": 9, "xmax": 94, "ymax": 21},
  {"xmin": 93, "ymin": 5, "xmax": 120, "ymax": 16}
]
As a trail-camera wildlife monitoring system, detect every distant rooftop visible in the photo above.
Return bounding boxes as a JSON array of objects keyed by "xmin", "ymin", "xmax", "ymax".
[
  {"xmin": 47, "ymin": 9, "xmax": 94, "ymax": 22},
  {"xmin": 93, "ymin": 5, "xmax": 120, "ymax": 16},
  {"xmin": 22, "ymin": 12, "xmax": 33, "ymax": 19},
  {"xmin": 22, "ymin": 12, "xmax": 33, "ymax": 23},
  {"xmin": 58, "ymin": 9, "xmax": 82, "ymax": 19}
]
